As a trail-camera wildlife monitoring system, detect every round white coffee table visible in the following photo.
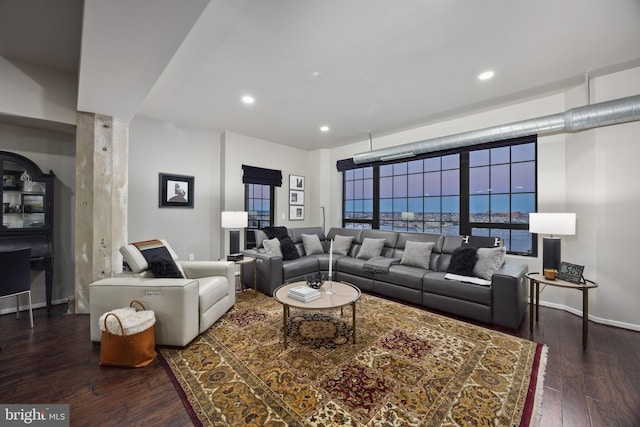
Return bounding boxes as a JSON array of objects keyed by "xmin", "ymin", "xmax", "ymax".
[{"xmin": 273, "ymin": 281, "xmax": 361, "ymax": 348}]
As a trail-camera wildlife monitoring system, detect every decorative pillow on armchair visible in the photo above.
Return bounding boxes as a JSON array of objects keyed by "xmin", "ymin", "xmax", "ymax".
[{"xmin": 148, "ymin": 255, "xmax": 184, "ymax": 278}]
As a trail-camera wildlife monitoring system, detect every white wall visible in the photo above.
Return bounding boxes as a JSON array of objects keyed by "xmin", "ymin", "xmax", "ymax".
[
  {"xmin": 322, "ymin": 66, "xmax": 640, "ymax": 330},
  {"xmin": 128, "ymin": 116, "xmax": 222, "ymax": 261},
  {"xmin": 0, "ymin": 123, "xmax": 76, "ymax": 313},
  {"xmin": 0, "ymin": 56, "xmax": 77, "ymax": 125},
  {"xmin": 220, "ymin": 132, "xmax": 323, "ymax": 253}
]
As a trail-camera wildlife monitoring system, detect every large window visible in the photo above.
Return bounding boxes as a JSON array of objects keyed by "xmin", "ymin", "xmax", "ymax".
[
  {"xmin": 245, "ymin": 183, "xmax": 274, "ymax": 248},
  {"xmin": 342, "ymin": 138, "xmax": 537, "ymax": 255}
]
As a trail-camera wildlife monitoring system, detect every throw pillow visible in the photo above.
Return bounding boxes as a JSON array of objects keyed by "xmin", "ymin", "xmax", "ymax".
[
  {"xmin": 148, "ymin": 255, "xmax": 184, "ymax": 278},
  {"xmin": 446, "ymin": 246, "xmax": 478, "ymax": 276},
  {"xmin": 473, "ymin": 246, "xmax": 506, "ymax": 280},
  {"xmin": 400, "ymin": 241, "xmax": 435, "ymax": 269},
  {"xmin": 356, "ymin": 238, "xmax": 386, "ymax": 260},
  {"xmin": 332, "ymin": 235, "xmax": 354, "ymax": 255},
  {"xmin": 280, "ymin": 237, "xmax": 300, "ymax": 261},
  {"xmin": 301, "ymin": 234, "xmax": 324, "ymax": 255},
  {"xmin": 263, "ymin": 237, "xmax": 283, "ymax": 257}
]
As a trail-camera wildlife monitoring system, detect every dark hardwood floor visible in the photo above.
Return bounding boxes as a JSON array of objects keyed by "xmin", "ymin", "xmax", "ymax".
[{"xmin": 1, "ymin": 300, "xmax": 639, "ymax": 426}]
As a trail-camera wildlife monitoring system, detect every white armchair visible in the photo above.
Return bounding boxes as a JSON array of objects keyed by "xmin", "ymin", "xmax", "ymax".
[{"xmin": 89, "ymin": 240, "xmax": 236, "ymax": 347}]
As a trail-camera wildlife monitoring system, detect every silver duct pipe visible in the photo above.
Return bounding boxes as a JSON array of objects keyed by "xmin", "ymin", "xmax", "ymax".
[{"xmin": 353, "ymin": 94, "xmax": 640, "ymax": 164}]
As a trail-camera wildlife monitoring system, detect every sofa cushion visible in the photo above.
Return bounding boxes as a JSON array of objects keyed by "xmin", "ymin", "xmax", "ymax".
[
  {"xmin": 336, "ymin": 256, "xmax": 374, "ymax": 278},
  {"xmin": 377, "ymin": 264, "xmax": 426, "ymax": 290},
  {"xmin": 263, "ymin": 237, "xmax": 283, "ymax": 257},
  {"xmin": 301, "ymin": 233, "xmax": 324, "ymax": 255},
  {"xmin": 423, "ymin": 271, "xmax": 492, "ymax": 305},
  {"xmin": 400, "ymin": 241, "xmax": 435, "ymax": 269},
  {"xmin": 332, "ymin": 235, "xmax": 354, "ymax": 255},
  {"xmin": 446, "ymin": 246, "xmax": 478, "ymax": 276},
  {"xmin": 282, "ymin": 257, "xmax": 319, "ymax": 281},
  {"xmin": 473, "ymin": 246, "xmax": 506, "ymax": 280},
  {"xmin": 356, "ymin": 238, "xmax": 386, "ymax": 260}
]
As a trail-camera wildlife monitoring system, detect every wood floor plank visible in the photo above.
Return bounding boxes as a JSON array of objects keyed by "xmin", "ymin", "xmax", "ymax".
[{"xmin": 1, "ymin": 298, "xmax": 639, "ymax": 426}]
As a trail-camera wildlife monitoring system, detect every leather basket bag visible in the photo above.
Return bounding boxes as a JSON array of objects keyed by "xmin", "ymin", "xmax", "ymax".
[{"xmin": 99, "ymin": 301, "xmax": 157, "ymax": 368}]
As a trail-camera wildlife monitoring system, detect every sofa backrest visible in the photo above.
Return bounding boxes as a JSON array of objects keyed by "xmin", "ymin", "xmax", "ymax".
[
  {"xmin": 437, "ymin": 235, "xmax": 504, "ymax": 272},
  {"xmin": 394, "ymin": 232, "xmax": 444, "ymax": 271}
]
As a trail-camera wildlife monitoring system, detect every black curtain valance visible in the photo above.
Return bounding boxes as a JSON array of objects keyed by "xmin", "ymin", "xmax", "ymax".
[{"xmin": 242, "ymin": 164, "xmax": 282, "ymax": 187}]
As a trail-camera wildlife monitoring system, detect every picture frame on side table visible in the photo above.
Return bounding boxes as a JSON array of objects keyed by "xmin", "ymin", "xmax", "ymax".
[
  {"xmin": 289, "ymin": 190, "xmax": 304, "ymax": 205},
  {"xmin": 159, "ymin": 173, "xmax": 194, "ymax": 208},
  {"xmin": 289, "ymin": 205, "xmax": 304, "ymax": 220},
  {"xmin": 289, "ymin": 174, "xmax": 304, "ymax": 191}
]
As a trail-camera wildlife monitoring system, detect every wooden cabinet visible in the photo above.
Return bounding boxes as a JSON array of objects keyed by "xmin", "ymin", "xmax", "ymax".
[{"xmin": 1, "ymin": 151, "xmax": 55, "ymax": 310}]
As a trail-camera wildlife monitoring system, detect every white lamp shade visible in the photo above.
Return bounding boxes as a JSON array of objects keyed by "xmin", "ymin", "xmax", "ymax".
[
  {"xmin": 221, "ymin": 211, "xmax": 248, "ymax": 229},
  {"xmin": 529, "ymin": 213, "xmax": 576, "ymax": 236}
]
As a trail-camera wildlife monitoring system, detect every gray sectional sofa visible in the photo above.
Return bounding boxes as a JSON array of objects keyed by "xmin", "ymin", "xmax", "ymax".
[{"xmin": 242, "ymin": 226, "xmax": 528, "ymax": 330}]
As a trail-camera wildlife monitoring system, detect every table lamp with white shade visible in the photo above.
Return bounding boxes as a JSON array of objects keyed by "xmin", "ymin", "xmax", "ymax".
[
  {"xmin": 221, "ymin": 211, "xmax": 248, "ymax": 261},
  {"xmin": 529, "ymin": 212, "xmax": 576, "ymax": 271}
]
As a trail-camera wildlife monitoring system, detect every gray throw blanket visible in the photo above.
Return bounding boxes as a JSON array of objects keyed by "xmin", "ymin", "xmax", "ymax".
[{"xmin": 363, "ymin": 256, "xmax": 400, "ymax": 273}]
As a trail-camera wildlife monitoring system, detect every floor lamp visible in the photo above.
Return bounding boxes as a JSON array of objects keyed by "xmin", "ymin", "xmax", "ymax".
[
  {"xmin": 221, "ymin": 211, "xmax": 248, "ymax": 261},
  {"xmin": 529, "ymin": 213, "xmax": 576, "ymax": 271}
]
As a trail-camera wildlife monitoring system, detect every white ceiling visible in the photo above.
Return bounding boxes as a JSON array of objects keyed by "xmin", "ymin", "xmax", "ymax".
[{"xmin": 2, "ymin": 0, "xmax": 640, "ymax": 150}]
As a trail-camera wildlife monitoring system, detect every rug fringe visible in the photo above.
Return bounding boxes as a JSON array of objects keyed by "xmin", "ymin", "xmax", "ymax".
[{"xmin": 529, "ymin": 344, "xmax": 548, "ymax": 427}]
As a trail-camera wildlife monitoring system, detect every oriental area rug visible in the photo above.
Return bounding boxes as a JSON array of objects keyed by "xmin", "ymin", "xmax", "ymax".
[{"xmin": 159, "ymin": 291, "xmax": 546, "ymax": 426}]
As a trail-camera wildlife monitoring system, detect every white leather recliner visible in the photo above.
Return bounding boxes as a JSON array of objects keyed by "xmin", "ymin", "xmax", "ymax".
[{"xmin": 89, "ymin": 240, "xmax": 236, "ymax": 347}]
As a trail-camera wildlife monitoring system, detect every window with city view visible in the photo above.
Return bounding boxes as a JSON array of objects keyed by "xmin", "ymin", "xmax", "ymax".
[
  {"xmin": 245, "ymin": 183, "xmax": 274, "ymax": 248},
  {"xmin": 342, "ymin": 137, "xmax": 537, "ymax": 255}
]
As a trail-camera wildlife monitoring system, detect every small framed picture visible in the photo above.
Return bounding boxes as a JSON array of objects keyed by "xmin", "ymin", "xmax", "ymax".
[
  {"xmin": 22, "ymin": 194, "xmax": 44, "ymax": 213},
  {"xmin": 289, "ymin": 205, "xmax": 304, "ymax": 220},
  {"xmin": 289, "ymin": 174, "xmax": 304, "ymax": 191},
  {"xmin": 159, "ymin": 173, "xmax": 194, "ymax": 208},
  {"xmin": 2, "ymin": 171, "xmax": 21, "ymax": 190},
  {"xmin": 289, "ymin": 190, "xmax": 304, "ymax": 205}
]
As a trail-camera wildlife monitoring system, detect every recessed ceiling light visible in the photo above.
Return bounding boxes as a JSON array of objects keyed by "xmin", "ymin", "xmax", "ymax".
[
  {"xmin": 312, "ymin": 71, "xmax": 320, "ymax": 77},
  {"xmin": 320, "ymin": 125, "xmax": 330, "ymax": 132},
  {"xmin": 478, "ymin": 71, "xmax": 495, "ymax": 81},
  {"xmin": 242, "ymin": 95, "xmax": 255, "ymax": 104}
]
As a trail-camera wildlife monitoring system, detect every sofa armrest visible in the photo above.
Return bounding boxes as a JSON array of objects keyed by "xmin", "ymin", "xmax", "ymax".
[
  {"xmin": 242, "ymin": 249, "xmax": 283, "ymax": 296},
  {"xmin": 89, "ymin": 277, "xmax": 200, "ymax": 346},
  {"xmin": 491, "ymin": 261, "xmax": 528, "ymax": 330},
  {"xmin": 178, "ymin": 259, "xmax": 234, "ymax": 279}
]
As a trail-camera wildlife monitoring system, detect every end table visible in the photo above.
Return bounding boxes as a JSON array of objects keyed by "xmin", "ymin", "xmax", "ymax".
[
  {"xmin": 526, "ymin": 272, "xmax": 597, "ymax": 349},
  {"xmin": 234, "ymin": 256, "xmax": 257, "ymax": 294}
]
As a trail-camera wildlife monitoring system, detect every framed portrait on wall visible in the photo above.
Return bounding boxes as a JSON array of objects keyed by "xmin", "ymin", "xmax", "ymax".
[{"xmin": 159, "ymin": 173, "xmax": 194, "ymax": 208}]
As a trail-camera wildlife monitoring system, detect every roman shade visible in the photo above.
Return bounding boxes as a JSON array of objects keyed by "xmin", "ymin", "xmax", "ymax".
[{"xmin": 242, "ymin": 165, "xmax": 282, "ymax": 187}]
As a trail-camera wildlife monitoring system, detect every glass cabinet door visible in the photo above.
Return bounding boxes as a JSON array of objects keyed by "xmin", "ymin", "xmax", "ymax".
[{"xmin": 2, "ymin": 159, "xmax": 50, "ymax": 230}]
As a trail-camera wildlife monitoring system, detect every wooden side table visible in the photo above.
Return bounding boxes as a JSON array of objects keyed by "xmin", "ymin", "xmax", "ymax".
[
  {"xmin": 526, "ymin": 272, "xmax": 597, "ymax": 349},
  {"xmin": 234, "ymin": 256, "xmax": 257, "ymax": 294}
]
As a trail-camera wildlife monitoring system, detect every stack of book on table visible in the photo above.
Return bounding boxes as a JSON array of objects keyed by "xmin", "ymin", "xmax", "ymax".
[{"xmin": 287, "ymin": 286, "xmax": 322, "ymax": 302}]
